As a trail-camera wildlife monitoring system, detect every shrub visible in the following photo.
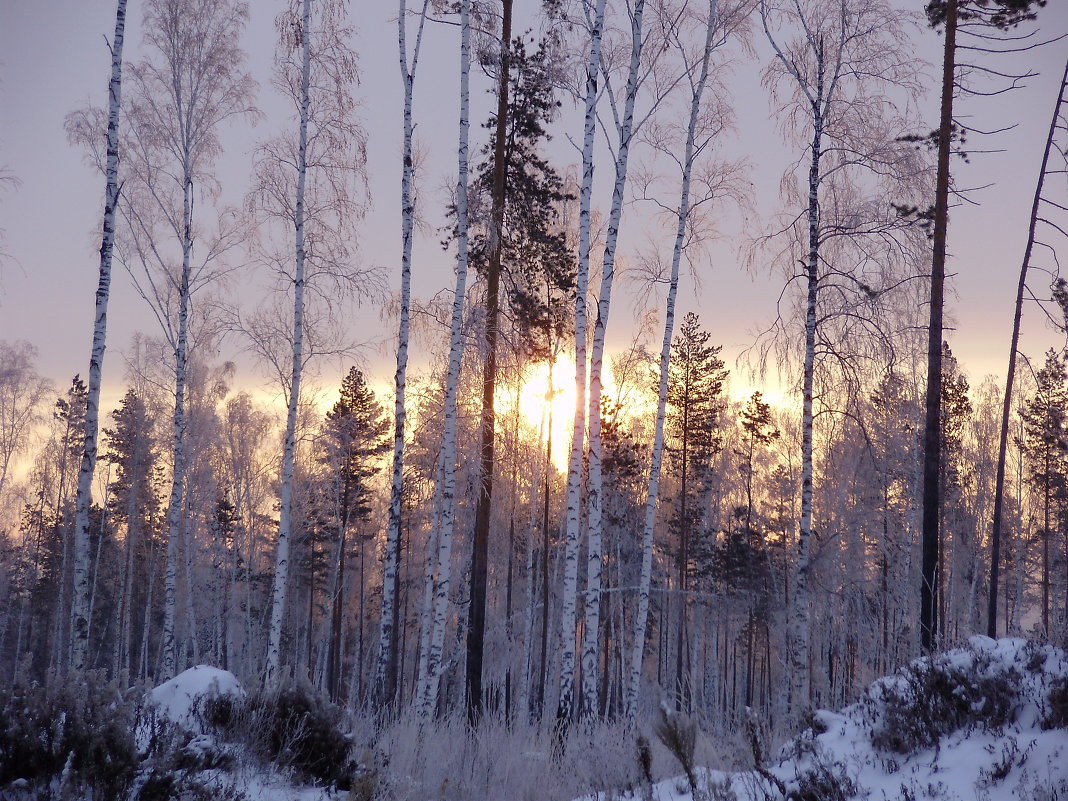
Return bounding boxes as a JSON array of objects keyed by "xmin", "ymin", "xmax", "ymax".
[
  {"xmin": 0, "ymin": 674, "xmax": 140, "ymax": 800},
  {"xmin": 654, "ymin": 708, "xmax": 697, "ymax": 793},
  {"xmin": 212, "ymin": 684, "xmax": 351, "ymax": 786},
  {"xmin": 1042, "ymin": 677, "xmax": 1068, "ymax": 730},
  {"xmin": 871, "ymin": 659, "xmax": 1017, "ymax": 754},
  {"xmin": 790, "ymin": 755, "xmax": 857, "ymax": 801}
]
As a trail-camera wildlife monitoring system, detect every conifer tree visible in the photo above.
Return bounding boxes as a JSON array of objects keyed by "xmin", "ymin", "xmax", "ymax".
[
  {"xmin": 320, "ymin": 367, "xmax": 388, "ymax": 701},
  {"xmin": 738, "ymin": 392, "xmax": 780, "ymax": 535},
  {"xmin": 665, "ymin": 312, "xmax": 726, "ymax": 709},
  {"xmin": 921, "ymin": 0, "xmax": 1046, "ymax": 652},
  {"xmin": 466, "ymin": 21, "xmax": 575, "ymax": 719},
  {"xmin": 1019, "ymin": 349, "xmax": 1068, "ymax": 638},
  {"xmin": 103, "ymin": 389, "xmax": 160, "ymax": 677}
]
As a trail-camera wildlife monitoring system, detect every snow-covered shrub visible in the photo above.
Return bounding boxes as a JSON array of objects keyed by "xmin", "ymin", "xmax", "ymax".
[
  {"xmin": 790, "ymin": 752, "xmax": 858, "ymax": 801},
  {"xmin": 870, "ymin": 650, "xmax": 1017, "ymax": 754},
  {"xmin": 222, "ymin": 684, "xmax": 351, "ymax": 786},
  {"xmin": 0, "ymin": 673, "xmax": 140, "ymax": 800},
  {"xmin": 1043, "ymin": 676, "xmax": 1068, "ymax": 729},
  {"xmin": 655, "ymin": 707, "xmax": 697, "ymax": 792},
  {"xmin": 367, "ymin": 710, "xmax": 648, "ymax": 801}
]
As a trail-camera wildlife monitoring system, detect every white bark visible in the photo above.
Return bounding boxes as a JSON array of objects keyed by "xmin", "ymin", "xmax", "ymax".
[
  {"xmin": 414, "ymin": 450, "xmax": 445, "ymax": 711},
  {"xmin": 417, "ymin": 0, "xmax": 471, "ymax": 719},
  {"xmin": 375, "ymin": 0, "xmax": 430, "ymax": 710},
  {"xmin": 71, "ymin": 0, "xmax": 128, "ymax": 674},
  {"xmin": 580, "ymin": 0, "xmax": 647, "ymax": 717},
  {"xmin": 119, "ymin": 0, "xmax": 254, "ymax": 682},
  {"xmin": 161, "ymin": 166, "xmax": 197, "ymax": 680},
  {"xmin": 626, "ymin": 0, "xmax": 719, "ymax": 720},
  {"xmin": 557, "ymin": 0, "xmax": 607, "ymax": 722},
  {"xmin": 265, "ymin": 0, "xmax": 313, "ymax": 686}
]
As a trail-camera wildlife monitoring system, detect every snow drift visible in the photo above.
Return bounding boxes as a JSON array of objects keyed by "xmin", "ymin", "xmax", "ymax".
[{"xmin": 642, "ymin": 636, "xmax": 1068, "ymax": 801}]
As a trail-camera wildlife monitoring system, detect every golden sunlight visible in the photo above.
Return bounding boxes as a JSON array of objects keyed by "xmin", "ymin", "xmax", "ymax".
[{"xmin": 512, "ymin": 355, "xmax": 580, "ymax": 470}]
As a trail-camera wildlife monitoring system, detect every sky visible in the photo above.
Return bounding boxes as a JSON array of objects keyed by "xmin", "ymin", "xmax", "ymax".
[{"xmin": 1, "ymin": 0, "xmax": 1068, "ymax": 417}]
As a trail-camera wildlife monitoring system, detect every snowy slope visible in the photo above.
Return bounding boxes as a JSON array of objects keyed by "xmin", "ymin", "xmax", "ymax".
[{"xmin": 641, "ymin": 637, "xmax": 1068, "ymax": 801}]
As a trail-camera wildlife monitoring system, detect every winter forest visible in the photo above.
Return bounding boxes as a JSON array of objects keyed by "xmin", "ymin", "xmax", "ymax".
[{"xmin": 2, "ymin": 0, "xmax": 1068, "ymax": 798}]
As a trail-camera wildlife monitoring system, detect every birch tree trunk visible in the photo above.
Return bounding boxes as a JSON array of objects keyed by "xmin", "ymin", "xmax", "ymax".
[
  {"xmin": 558, "ymin": 0, "xmax": 607, "ymax": 723},
  {"xmin": 374, "ymin": 0, "xmax": 430, "ymax": 714},
  {"xmin": 161, "ymin": 181, "xmax": 195, "ymax": 682},
  {"xmin": 417, "ymin": 0, "xmax": 471, "ymax": 719},
  {"xmin": 71, "ymin": 0, "xmax": 127, "ymax": 674},
  {"xmin": 265, "ymin": 0, "xmax": 312, "ymax": 686},
  {"xmin": 581, "ymin": 0, "xmax": 646, "ymax": 717},
  {"xmin": 414, "ymin": 448, "xmax": 444, "ymax": 710},
  {"xmin": 791, "ymin": 93, "xmax": 823, "ymax": 712},
  {"xmin": 626, "ymin": 0, "xmax": 719, "ymax": 719}
]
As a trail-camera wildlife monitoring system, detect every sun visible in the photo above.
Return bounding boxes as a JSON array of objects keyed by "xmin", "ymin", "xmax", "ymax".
[{"xmin": 511, "ymin": 355, "xmax": 580, "ymax": 470}]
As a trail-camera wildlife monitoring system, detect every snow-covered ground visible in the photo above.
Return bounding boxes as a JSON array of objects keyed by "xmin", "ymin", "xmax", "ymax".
[
  {"xmin": 147, "ymin": 664, "xmax": 245, "ymax": 731},
  {"xmin": 138, "ymin": 666, "xmax": 347, "ymax": 801},
  {"xmin": 9, "ymin": 641, "xmax": 1062, "ymax": 801},
  {"xmin": 631, "ymin": 637, "xmax": 1068, "ymax": 801}
]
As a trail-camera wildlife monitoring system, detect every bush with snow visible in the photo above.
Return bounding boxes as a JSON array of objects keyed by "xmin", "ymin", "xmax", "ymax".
[
  {"xmin": 636, "ymin": 637, "xmax": 1068, "ymax": 801},
  {"xmin": 0, "ymin": 673, "xmax": 140, "ymax": 800}
]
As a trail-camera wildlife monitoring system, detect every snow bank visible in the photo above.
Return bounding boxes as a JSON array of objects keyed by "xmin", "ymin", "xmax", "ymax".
[
  {"xmin": 637, "ymin": 637, "xmax": 1068, "ymax": 801},
  {"xmin": 147, "ymin": 664, "xmax": 245, "ymax": 730}
]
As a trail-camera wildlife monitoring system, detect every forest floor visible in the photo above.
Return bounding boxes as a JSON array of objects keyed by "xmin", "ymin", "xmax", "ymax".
[
  {"xmin": 637, "ymin": 637, "xmax": 1068, "ymax": 801},
  {"xmin": 3, "ymin": 637, "xmax": 1067, "ymax": 800}
]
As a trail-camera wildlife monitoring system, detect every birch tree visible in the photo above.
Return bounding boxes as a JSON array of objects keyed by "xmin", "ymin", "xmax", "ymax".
[
  {"xmin": 68, "ymin": 0, "xmax": 128, "ymax": 675},
  {"xmin": 758, "ymin": 0, "xmax": 928, "ymax": 711},
  {"xmin": 621, "ymin": 0, "xmax": 744, "ymax": 719},
  {"xmin": 579, "ymin": 0, "xmax": 708, "ymax": 714},
  {"xmin": 0, "ymin": 342, "xmax": 52, "ymax": 503},
  {"xmin": 250, "ymin": 0, "xmax": 368, "ymax": 686},
  {"xmin": 557, "ymin": 0, "xmax": 607, "ymax": 722},
  {"xmin": 575, "ymin": 0, "xmax": 650, "ymax": 718},
  {"xmin": 373, "ymin": 0, "xmax": 431, "ymax": 714},
  {"xmin": 417, "ymin": 0, "xmax": 472, "ymax": 719},
  {"xmin": 118, "ymin": 0, "xmax": 255, "ymax": 680}
]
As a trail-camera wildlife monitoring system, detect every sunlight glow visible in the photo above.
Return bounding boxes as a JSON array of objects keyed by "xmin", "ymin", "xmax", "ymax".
[{"xmin": 513, "ymin": 355, "xmax": 580, "ymax": 470}]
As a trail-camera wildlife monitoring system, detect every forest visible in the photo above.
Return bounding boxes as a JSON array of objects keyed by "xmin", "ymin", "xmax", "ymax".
[{"xmin": 1, "ymin": 0, "xmax": 1067, "ymax": 798}]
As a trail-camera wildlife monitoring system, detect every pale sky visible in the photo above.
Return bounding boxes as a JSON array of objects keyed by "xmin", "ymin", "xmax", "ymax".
[{"xmin": 2, "ymin": 0, "xmax": 1067, "ymax": 413}]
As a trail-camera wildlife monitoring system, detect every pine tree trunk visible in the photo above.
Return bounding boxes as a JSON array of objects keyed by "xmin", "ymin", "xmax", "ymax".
[
  {"xmin": 468, "ymin": 0, "xmax": 513, "ymax": 721},
  {"xmin": 71, "ymin": 0, "xmax": 127, "ymax": 674},
  {"xmin": 329, "ymin": 524, "xmax": 347, "ymax": 700},
  {"xmin": 538, "ymin": 361, "xmax": 554, "ymax": 714},
  {"xmin": 988, "ymin": 57, "xmax": 1068, "ymax": 637},
  {"xmin": 265, "ymin": 0, "xmax": 313, "ymax": 686},
  {"xmin": 920, "ymin": 0, "xmax": 957, "ymax": 654}
]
